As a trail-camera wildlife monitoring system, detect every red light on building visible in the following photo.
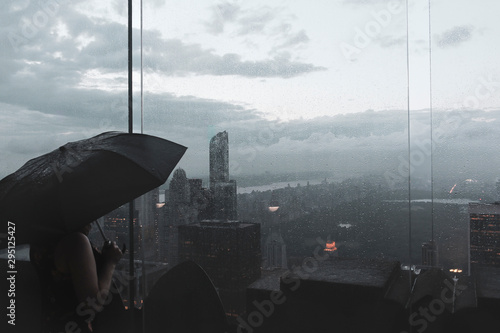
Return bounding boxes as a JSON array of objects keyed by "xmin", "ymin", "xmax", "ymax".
[{"xmin": 325, "ymin": 241, "xmax": 337, "ymax": 252}]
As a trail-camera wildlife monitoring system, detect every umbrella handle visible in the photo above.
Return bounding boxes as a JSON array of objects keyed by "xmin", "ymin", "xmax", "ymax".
[
  {"xmin": 103, "ymin": 241, "xmax": 127, "ymax": 254},
  {"xmin": 94, "ymin": 220, "xmax": 108, "ymax": 242},
  {"xmin": 95, "ymin": 221, "xmax": 126, "ymax": 254}
]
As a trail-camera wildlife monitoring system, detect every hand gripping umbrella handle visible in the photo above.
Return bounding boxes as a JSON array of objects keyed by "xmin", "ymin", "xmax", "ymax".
[{"xmin": 94, "ymin": 220, "xmax": 126, "ymax": 253}]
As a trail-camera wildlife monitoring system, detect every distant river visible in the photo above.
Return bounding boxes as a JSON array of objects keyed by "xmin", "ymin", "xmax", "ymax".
[
  {"xmin": 237, "ymin": 178, "xmax": 333, "ymax": 194},
  {"xmin": 384, "ymin": 199, "xmax": 478, "ymax": 205}
]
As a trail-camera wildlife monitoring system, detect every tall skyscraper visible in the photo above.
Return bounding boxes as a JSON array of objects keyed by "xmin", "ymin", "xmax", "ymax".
[
  {"xmin": 209, "ymin": 131, "xmax": 237, "ymax": 220},
  {"xmin": 212, "ymin": 180, "xmax": 238, "ymax": 220},
  {"xmin": 165, "ymin": 168, "xmax": 191, "ymax": 267},
  {"xmin": 169, "ymin": 168, "xmax": 190, "ymax": 205},
  {"xmin": 210, "ymin": 131, "xmax": 229, "ymax": 187},
  {"xmin": 469, "ymin": 202, "xmax": 500, "ymax": 270},
  {"xmin": 421, "ymin": 240, "xmax": 439, "ymax": 267},
  {"xmin": 264, "ymin": 230, "xmax": 288, "ymax": 269},
  {"xmin": 163, "ymin": 131, "xmax": 238, "ymax": 268},
  {"xmin": 163, "ymin": 169, "xmax": 213, "ymax": 267}
]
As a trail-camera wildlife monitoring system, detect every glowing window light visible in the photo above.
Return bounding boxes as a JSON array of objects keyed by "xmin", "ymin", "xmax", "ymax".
[{"xmin": 325, "ymin": 241, "xmax": 337, "ymax": 252}]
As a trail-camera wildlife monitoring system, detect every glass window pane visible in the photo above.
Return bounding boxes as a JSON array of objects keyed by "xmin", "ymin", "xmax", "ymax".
[
  {"xmin": 3, "ymin": 0, "xmax": 500, "ymax": 332},
  {"xmin": 141, "ymin": 0, "xmax": 411, "ymax": 328}
]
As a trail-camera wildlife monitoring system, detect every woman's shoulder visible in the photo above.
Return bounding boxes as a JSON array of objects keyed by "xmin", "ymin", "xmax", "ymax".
[
  {"xmin": 54, "ymin": 232, "xmax": 92, "ymax": 271},
  {"xmin": 61, "ymin": 231, "xmax": 89, "ymax": 242},
  {"xmin": 57, "ymin": 232, "xmax": 92, "ymax": 251}
]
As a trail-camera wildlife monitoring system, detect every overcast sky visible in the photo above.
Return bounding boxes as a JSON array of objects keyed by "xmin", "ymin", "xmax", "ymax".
[{"xmin": 1, "ymin": 0, "xmax": 499, "ymax": 186}]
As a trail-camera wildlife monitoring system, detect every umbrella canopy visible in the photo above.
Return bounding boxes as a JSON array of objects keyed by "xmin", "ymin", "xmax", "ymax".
[{"xmin": 0, "ymin": 131, "xmax": 186, "ymax": 245}]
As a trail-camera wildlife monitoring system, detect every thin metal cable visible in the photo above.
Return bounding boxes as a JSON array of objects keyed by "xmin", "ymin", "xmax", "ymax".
[
  {"xmin": 139, "ymin": 2, "xmax": 147, "ymax": 332},
  {"xmin": 141, "ymin": 0, "xmax": 144, "ymax": 135},
  {"xmin": 406, "ymin": 0, "xmax": 412, "ymax": 265},
  {"xmin": 128, "ymin": 1, "xmax": 133, "ymax": 135},
  {"xmin": 127, "ymin": 0, "xmax": 135, "ymax": 328},
  {"xmin": 405, "ymin": 4, "xmax": 414, "ymax": 327},
  {"xmin": 428, "ymin": 0, "xmax": 435, "ymax": 250}
]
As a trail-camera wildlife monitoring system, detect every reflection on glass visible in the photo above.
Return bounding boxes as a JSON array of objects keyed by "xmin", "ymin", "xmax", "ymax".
[{"xmin": 1, "ymin": 0, "xmax": 500, "ymax": 331}]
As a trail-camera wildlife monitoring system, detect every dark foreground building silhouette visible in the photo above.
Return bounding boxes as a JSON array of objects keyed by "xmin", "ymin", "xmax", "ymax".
[
  {"xmin": 178, "ymin": 220, "xmax": 261, "ymax": 320},
  {"xmin": 242, "ymin": 257, "xmax": 500, "ymax": 333},
  {"xmin": 1, "ymin": 249, "xmax": 500, "ymax": 332}
]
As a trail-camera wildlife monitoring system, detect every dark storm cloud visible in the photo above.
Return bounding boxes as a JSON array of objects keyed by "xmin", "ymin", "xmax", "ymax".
[
  {"xmin": 0, "ymin": 2, "xmax": 289, "ymax": 176},
  {"xmin": 1, "ymin": 2, "xmax": 497, "ymax": 184},
  {"xmin": 437, "ymin": 25, "xmax": 474, "ymax": 48},
  {"xmin": 236, "ymin": 6, "xmax": 279, "ymax": 36},
  {"xmin": 206, "ymin": 1, "xmax": 242, "ymax": 34},
  {"xmin": 1, "ymin": 98, "xmax": 499, "ymax": 183},
  {"xmin": 142, "ymin": 36, "xmax": 324, "ymax": 77},
  {"xmin": 205, "ymin": 2, "xmax": 277, "ymax": 36},
  {"xmin": 0, "ymin": 0, "xmax": 326, "ymax": 153},
  {"xmin": 0, "ymin": 91, "xmax": 264, "ymax": 178},
  {"xmin": 146, "ymin": 108, "xmax": 500, "ymax": 183},
  {"xmin": 0, "ymin": 0, "xmax": 321, "ymax": 178},
  {"xmin": 375, "ymin": 35, "xmax": 406, "ymax": 48},
  {"xmin": 139, "ymin": 93, "xmax": 261, "ymax": 129},
  {"xmin": 204, "ymin": 2, "xmax": 313, "ymax": 55},
  {"xmin": 1, "ymin": 3, "xmax": 323, "ymax": 91},
  {"xmin": 271, "ymin": 30, "xmax": 310, "ymax": 53}
]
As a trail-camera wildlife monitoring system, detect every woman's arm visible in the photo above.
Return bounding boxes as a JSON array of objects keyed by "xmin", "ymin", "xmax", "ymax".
[{"xmin": 55, "ymin": 232, "xmax": 122, "ymax": 312}]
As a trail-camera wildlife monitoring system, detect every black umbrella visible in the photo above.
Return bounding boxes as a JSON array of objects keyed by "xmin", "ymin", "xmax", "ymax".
[{"xmin": 0, "ymin": 131, "xmax": 186, "ymax": 245}]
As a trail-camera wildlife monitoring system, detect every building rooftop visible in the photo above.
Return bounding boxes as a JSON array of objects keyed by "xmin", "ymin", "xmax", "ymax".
[
  {"xmin": 182, "ymin": 220, "xmax": 257, "ymax": 229},
  {"xmin": 475, "ymin": 265, "xmax": 500, "ymax": 299},
  {"xmin": 469, "ymin": 202, "xmax": 500, "ymax": 214},
  {"xmin": 289, "ymin": 257, "xmax": 400, "ymax": 288},
  {"xmin": 248, "ymin": 269, "xmax": 288, "ymax": 291}
]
